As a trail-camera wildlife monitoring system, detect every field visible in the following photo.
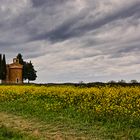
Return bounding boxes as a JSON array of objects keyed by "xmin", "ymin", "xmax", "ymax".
[{"xmin": 0, "ymin": 85, "xmax": 140, "ymax": 139}]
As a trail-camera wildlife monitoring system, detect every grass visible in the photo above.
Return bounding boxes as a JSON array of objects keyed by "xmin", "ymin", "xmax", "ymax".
[
  {"xmin": 0, "ymin": 85, "xmax": 140, "ymax": 139},
  {"xmin": 0, "ymin": 97, "xmax": 140, "ymax": 140},
  {"xmin": 0, "ymin": 124, "xmax": 35, "ymax": 140}
]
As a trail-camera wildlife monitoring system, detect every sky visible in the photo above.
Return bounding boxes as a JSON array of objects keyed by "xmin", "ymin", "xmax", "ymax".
[{"xmin": 0, "ymin": 0, "xmax": 140, "ymax": 83}]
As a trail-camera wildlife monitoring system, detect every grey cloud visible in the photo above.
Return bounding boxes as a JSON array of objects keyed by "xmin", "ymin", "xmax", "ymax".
[
  {"xmin": 107, "ymin": 42, "xmax": 140, "ymax": 59},
  {"xmin": 64, "ymin": 53, "xmax": 99, "ymax": 61},
  {"xmin": 117, "ymin": 45, "xmax": 140, "ymax": 54},
  {"xmin": 78, "ymin": 3, "xmax": 140, "ymax": 32},
  {"xmin": 30, "ymin": 16, "xmax": 81, "ymax": 42},
  {"xmin": 31, "ymin": 0, "xmax": 66, "ymax": 8},
  {"xmin": 0, "ymin": 42, "xmax": 15, "ymax": 47},
  {"xmin": 0, "ymin": 0, "xmax": 140, "ymax": 82},
  {"xmin": 30, "ymin": 1, "xmax": 140, "ymax": 43},
  {"xmin": 32, "ymin": 0, "xmax": 47, "ymax": 7}
]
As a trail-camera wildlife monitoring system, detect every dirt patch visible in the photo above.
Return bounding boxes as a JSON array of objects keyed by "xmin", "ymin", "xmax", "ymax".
[{"xmin": 0, "ymin": 112, "xmax": 100, "ymax": 140}]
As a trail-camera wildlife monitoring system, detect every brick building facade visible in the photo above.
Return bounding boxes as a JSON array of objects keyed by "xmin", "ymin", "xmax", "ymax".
[{"xmin": 2, "ymin": 58, "xmax": 23, "ymax": 84}]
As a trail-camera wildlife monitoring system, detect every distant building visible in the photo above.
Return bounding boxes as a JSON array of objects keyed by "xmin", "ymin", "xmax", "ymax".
[{"xmin": 2, "ymin": 58, "xmax": 23, "ymax": 84}]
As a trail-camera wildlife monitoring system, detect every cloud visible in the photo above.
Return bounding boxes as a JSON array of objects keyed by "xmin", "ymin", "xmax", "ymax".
[
  {"xmin": 28, "ymin": 0, "xmax": 140, "ymax": 43},
  {"xmin": 0, "ymin": 0, "xmax": 140, "ymax": 83}
]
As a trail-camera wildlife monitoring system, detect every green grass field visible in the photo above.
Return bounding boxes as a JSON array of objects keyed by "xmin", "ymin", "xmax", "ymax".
[
  {"xmin": 0, "ymin": 124, "xmax": 35, "ymax": 140},
  {"xmin": 0, "ymin": 85, "xmax": 140, "ymax": 139}
]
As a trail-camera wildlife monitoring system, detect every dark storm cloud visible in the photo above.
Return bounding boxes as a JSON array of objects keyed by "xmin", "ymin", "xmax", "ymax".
[
  {"xmin": 32, "ymin": 0, "xmax": 47, "ymax": 7},
  {"xmin": 30, "ymin": 15, "xmax": 83, "ymax": 42},
  {"xmin": 78, "ymin": 2, "xmax": 140, "ymax": 33},
  {"xmin": 32, "ymin": 0, "xmax": 66, "ymax": 8},
  {"xmin": 30, "ymin": 1, "xmax": 140, "ymax": 42}
]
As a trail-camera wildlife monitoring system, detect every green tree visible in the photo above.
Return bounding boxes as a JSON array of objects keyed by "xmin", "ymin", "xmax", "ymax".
[
  {"xmin": 16, "ymin": 54, "xmax": 37, "ymax": 83},
  {"xmin": 130, "ymin": 80, "xmax": 138, "ymax": 84},
  {"xmin": 16, "ymin": 53, "xmax": 26, "ymax": 80},
  {"xmin": 1, "ymin": 54, "xmax": 7, "ymax": 80},
  {"xmin": 108, "ymin": 80, "xmax": 116, "ymax": 83},
  {"xmin": 17, "ymin": 53, "xmax": 24, "ymax": 65},
  {"xmin": 26, "ymin": 61, "xmax": 37, "ymax": 83},
  {"xmin": 0, "ymin": 54, "xmax": 2, "ymax": 79},
  {"xmin": 118, "ymin": 79, "xmax": 126, "ymax": 83}
]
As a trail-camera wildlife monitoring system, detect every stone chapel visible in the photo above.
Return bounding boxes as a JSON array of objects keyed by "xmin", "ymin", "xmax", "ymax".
[{"xmin": 2, "ymin": 58, "xmax": 23, "ymax": 84}]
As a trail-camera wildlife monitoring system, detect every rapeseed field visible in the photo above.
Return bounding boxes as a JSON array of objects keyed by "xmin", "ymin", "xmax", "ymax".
[{"xmin": 0, "ymin": 85, "xmax": 139, "ymax": 125}]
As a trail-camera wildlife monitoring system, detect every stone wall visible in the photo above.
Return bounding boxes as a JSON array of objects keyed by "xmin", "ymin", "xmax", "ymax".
[{"xmin": 9, "ymin": 68, "xmax": 23, "ymax": 84}]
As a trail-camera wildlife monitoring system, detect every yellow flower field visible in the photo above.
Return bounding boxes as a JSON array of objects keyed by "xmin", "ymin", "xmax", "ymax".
[{"xmin": 0, "ymin": 85, "xmax": 140, "ymax": 124}]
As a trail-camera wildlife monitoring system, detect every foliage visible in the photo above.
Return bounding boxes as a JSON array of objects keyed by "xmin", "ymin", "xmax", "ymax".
[
  {"xmin": 17, "ymin": 53, "xmax": 37, "ymax": 82},
  {"xmin": 1, "ymin": 54, "xmax": 7, "ymax": 80},
  {"xmin": 25, "ymin": 61, "xmax": 37, "ymax": 83},
  {"xmin": 0, "ymin": 54, "xmax": 7, "ymax": 80},
  {"xmin": 118, "ymin": 79, "xmax": 126, "ymax": 83},
  {"xmin": 130, "ymin": 79, "xmax": 138, "ymax": 83},
  {"xmin": 0, "ymin": 54, "xmax": 2, "ymax": 79},
  {"xmin": 43, "ymin": 82, "xmax": 140, "ymax": 88},
  {"xmin": 16, "ymin": 53, "xmax": 24, "ymax": 65}
]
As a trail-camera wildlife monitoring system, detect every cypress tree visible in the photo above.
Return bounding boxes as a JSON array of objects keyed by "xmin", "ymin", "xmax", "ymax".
[
  {"xmin": 1, "ymin": 54, "xmax": 7, "ymax": 80},
  {"xmin": 17, "ymin": 53, "xmax": 24, "ymax": 65},
  {"xmin": 0, "ymin": 54, "xmax": 2, "ymax": 79},
  {"xmin": 26, "ymin": 61, "xmax": 37, "ymax": 83},
  {"xmin": 16, "ymin": 53, "xmax": 25, "ymax": 80}
]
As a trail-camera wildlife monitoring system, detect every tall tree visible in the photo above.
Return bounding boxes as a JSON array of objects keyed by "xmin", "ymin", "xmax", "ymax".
[
  {"xmin": 16, "ymin": 54, "xmax": 37, "ymax": 82},
  {"xmin": 1, "ymin": 54, "xmax": 7, "ymax": 80},
  {"xmin": 17, "ymin": 53, "xmax": 24, "ymax": 65},
  {"xmin": 16, "ymin": 53, "xmax": 26, "ymax": 80},
  {"xmin": 0, "ymin": 54, "xmax": 2, "ymax": 79},
  {"xmin": 26, "ymin": 61, "xmax": 37, "ymax": 83}
]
